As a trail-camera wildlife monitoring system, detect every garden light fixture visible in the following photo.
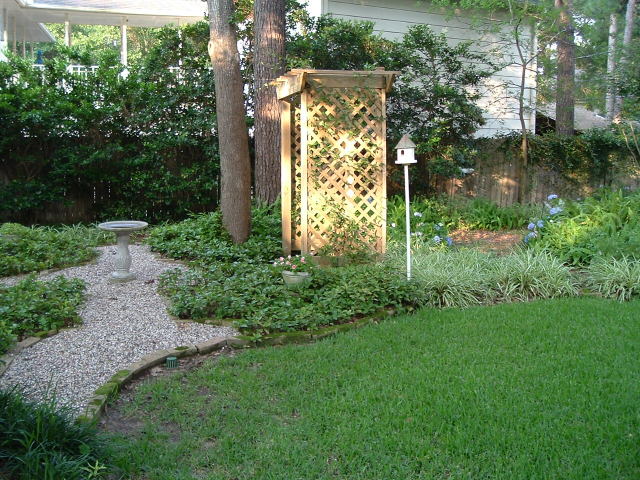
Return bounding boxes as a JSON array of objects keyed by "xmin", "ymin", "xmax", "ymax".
[{"xmin": 395, "ymin": 134, "xmax": 417, "ymax": 280}]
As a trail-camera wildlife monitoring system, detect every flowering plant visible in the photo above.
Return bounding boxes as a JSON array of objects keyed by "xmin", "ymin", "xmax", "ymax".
[
  {"xmin": 272, "ymin": 255, "xmax": 315, "ymax": 273},
  {"xmin": 524, "ymin": 194, "xmax": 565, "ymax": 244}
]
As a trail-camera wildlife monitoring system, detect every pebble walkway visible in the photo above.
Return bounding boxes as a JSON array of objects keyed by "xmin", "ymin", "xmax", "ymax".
[{"xmin": 0, "ymin": 245, "xmax": 236, "ymax": 413}]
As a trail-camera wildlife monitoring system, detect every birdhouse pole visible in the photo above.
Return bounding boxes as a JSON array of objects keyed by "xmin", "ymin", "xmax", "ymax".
[{"xmin": 394, "ymin": 134, "xmax": 417, "ymax": 280}]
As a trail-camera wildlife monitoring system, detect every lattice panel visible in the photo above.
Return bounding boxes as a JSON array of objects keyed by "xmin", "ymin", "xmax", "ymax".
[
  {"xmin": 302, "ymin": 87, "xmax": 386, "ymax": 253},
  {"xmin": 291, "ymin": 99, "xmax": 302, "ymax": 250}
]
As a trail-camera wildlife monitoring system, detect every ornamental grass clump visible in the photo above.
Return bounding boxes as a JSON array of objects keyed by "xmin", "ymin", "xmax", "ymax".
[
  {"xmin": 404, "ymin": 249, "xmax": 492, "ymax": 308},
  {"xmin": 0, "ymin": 388, "xmax": 109, "ymax": 480},
  {"xmin": 585, "ymin": 256, "xmax": 640, "ymax": 301},
  {"xmin": 489, "ymin": 249, "xmax": 579, "ymax": 302}
]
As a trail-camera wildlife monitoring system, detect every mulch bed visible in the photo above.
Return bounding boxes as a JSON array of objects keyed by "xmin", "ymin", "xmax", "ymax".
[{"xmin": 450, "ymin": 229, "xmax": 524, "ymax": 254}]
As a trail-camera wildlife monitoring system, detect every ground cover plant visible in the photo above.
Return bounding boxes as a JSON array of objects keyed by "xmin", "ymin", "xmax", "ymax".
[
  {"xmin": 0, "ymin": 223, "xmax": 111, "ymax": 276},
  {"xmin": 146, "ymin": 204, "xmax": 281, "ymax": 265},
  {"xmin": 0, "ymin": 275, "xmax": 85, "ymax": 354},
  {"xmin": 0, "ymin": 388, "xmax": 108, "ymax": 479},
  {"xmin": 104, "ymin": 297, "xmax": 640, "ymax": 479},
  {"xmin": 159, "ymin": 245, "xmax": 578, "ymax": 334}
]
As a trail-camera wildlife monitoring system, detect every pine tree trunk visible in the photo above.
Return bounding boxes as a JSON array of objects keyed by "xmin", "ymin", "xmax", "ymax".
[
  {"xmin": 207, "ymin": 0, "xmax": 252, "ymax": 243},
  {"xmin": 613, "ymin": 0, "xmax": 637, "ymax": 121},
  {"xmin": 253, "ymin": 0, "xmax": 286, "ymax": 204},
  {"xmin": 606, "ymin": 13, "xmax": 618, "ymax": 122},
  {"xmin": 555, "ymin": 0, "xmax": 575, "ymax": 136}
]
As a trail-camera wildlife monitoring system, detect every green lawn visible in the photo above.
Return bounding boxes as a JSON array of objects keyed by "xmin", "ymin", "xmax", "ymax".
[{"xmin": 106, "ymin": 298, "xmax": 640, "ymax": 480}]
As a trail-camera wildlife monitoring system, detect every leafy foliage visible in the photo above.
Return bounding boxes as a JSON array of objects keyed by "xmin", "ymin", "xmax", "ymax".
[
  {"xmin": 0, "ymin": 22, "xmax": 218, "ymax": 223},
  {"xmin": 526, "ymin": 190, "xmax": 640, "ymax": 265},
  {"xmin": 491, "ymin": 129, "xmax": 636, "ymax": 189},
  {"xmin": 0, "ymin": 275, "xmax": 85, "ymax": 354},
  {"xmin": 0, "ymin": 223, "xmax": 111, "ymax": 276},
  {"xmin": 159, "ymin": 244, "xmax": 579, "ymax": 334},
  {"xmin": 146, "ymin": 204, "xmax": 282, "ymax": 264},
  {"xmin": 288, "ymin": 17, "xmax": 494, "ymax": 190},
  {"xmin": 0, "ymin": 388, "xmax": 108, "ymax": 479},
  {"xmin": 386, "ymin": 196, "xmax": 535, "ymax": 242}
]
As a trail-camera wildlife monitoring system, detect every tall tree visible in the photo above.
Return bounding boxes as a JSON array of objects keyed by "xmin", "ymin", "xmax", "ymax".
[
  {"xmin": 253, "ymin": 0, "xmax": 286, "ymax": 204},
  {"xmin": 613, "ymin": 0, "xmax": 637, "ymax": 120},
  {"xmin": 555, "ymin": 0, "xmax": 576, "ymax": 135},
  {"xmin": 606, "ymin": 13, "xmax": 618, "ymax": 121},
  {"xmin": 207, "ymin": 0, "xmax": 252, "ymax": 243}
]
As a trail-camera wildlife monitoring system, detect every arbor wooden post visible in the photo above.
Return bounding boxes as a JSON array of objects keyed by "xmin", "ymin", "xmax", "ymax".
[{"xmin": 276, "ymin": 69, "xmax": 398, "ymax": 256}]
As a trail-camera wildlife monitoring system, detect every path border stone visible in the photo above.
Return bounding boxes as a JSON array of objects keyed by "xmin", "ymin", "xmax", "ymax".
[{"xmin": 79, "ymin": 310, "xmax": 390, "ymax": 424}]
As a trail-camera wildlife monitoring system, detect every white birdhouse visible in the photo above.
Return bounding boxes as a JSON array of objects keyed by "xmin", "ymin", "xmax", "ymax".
[{"xmin": 394, "ymin": 134, "xmax": 417, "ymax": 165}]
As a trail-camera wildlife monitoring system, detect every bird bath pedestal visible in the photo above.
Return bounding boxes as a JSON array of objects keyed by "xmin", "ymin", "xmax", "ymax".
[{"xmin": 98, "ymin": 221, "xmax": 148, "ymax": 282}]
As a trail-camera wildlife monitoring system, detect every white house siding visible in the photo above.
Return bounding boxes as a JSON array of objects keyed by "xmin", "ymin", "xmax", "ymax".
[{"xmin": 322, "ymin": 0, "xmax": 536, "ymax": 137}]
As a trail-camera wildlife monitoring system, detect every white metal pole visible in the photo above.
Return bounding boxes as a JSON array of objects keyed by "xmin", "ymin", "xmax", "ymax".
[{"xmin": 404, "ymin": 163, "xmax": 411, "ymax": 280}]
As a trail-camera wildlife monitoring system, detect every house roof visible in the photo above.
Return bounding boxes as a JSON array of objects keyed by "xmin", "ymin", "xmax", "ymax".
[
  {"xmin": 537, "ymin": 103, "xmax": 609, "ymax": 131},
  {"xmin": 1, "ymin": 0, "xmax": 206, "ymax": 44}
]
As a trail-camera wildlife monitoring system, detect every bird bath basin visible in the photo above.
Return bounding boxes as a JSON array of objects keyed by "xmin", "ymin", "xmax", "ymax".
[{"xmin": 98, "ymin": 221, "xmax": 148, "ymax": 282}]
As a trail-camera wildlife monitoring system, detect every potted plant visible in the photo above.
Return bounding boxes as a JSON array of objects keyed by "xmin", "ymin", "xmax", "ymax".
[{"xmin": 273, "ymin": 255, "xmax": 315, "ymax": 287}]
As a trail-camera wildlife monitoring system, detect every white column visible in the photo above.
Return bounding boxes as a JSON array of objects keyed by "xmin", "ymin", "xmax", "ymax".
[
  {"xmin": 120, "ymin": 17, "xmax": 128, "ymax": 66},
  {"xmin": 0, "ymin": 8, "xmax": 7, "ymax": 61},
  {"xmin": 64, "ymin": 17, "xmax": 71, "ymax": 47},
  {"xmin": 12, "ymin": 15, "xmax": 16, "ymax": 53},
  {"xmin": 22, "ymin": 24, "xmax": 26, "ymax": 57}
]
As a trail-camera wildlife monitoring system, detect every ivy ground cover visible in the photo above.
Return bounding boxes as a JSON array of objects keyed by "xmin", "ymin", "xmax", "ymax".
[{"xmin": 105, "ymin": 297, "xmax": 640, "ymax": 480}]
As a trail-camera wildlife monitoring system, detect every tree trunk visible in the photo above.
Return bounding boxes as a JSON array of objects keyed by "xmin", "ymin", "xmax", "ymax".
[
  {"xmin": 606, "ymin": 13, "xmax": 618, "ymax": 122},
  {"xmin": 555, "ymin": 0, "xmax": 575, "ymax": 136},
  {"xmin": 513, "ymin": 20, "xmax": 533, "ymax": 204},
  {"xmin": 613, "ymin": 0, "xmax": 637, "ymax": 121},
  {"xmin": 207, "ymin": 0, "xmax": 252, "ymax": 243},
  {"xmin": 253, "ymin": 0, "xmax": 286, "ymax": 204}
]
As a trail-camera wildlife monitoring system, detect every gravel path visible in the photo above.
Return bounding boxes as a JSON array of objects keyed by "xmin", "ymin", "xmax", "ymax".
[{"xmin": 0, "ymin": 245, "xmax": 236, "ymax": 413}]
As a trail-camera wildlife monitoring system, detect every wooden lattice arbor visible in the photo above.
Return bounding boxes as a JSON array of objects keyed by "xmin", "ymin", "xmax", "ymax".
[{"xmin": 277, "ymin": 69, "xmax": 398, "ymax": 256}]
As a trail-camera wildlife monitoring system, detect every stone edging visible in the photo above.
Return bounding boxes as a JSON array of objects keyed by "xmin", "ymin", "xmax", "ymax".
[
  {"xmin": 0, "ymin": 328, "xmax": 71, "ymax": 377},
  {"xmin": 77, "ymin": 311, "xmax": 388, "ymax": 424},
  {"xmin": 76, "ymin": 336, "xmax": 248, "ymax": 423}
]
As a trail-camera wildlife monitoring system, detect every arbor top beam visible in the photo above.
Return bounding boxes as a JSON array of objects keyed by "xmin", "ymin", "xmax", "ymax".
[{"xmin": 275, "ymin": 68, "xmax": 399, "ymax": 100}]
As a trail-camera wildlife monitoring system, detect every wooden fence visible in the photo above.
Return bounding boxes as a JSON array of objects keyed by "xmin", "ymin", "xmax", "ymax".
[{"xmin": 433, "ymin": 150, "xmax": 640, "ymax": 206}]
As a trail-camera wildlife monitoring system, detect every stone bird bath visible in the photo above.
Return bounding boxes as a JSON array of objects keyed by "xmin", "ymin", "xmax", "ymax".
[{"xmin": 98, "ymin": 221, "xmax": 148, "ymax": 282}]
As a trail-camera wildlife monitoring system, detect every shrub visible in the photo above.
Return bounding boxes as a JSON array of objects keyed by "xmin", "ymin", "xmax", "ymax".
[
  {"xmin": 585, "ymin": 256, "xmax": 640, "ymax": 302},
  {"xmin": 0, "ymin": 275, "xmax": 85, "ymax": 354},
  {"xmin": 0, "ymin": 223, "xmax": 110, "ymax": 276},
  {"xmin": 0, "ymin": 388, "xmax": 108, "ymax": 479}
]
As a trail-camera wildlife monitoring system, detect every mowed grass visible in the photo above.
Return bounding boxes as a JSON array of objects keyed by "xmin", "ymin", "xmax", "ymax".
[{"xmin": 106, "ymin": 298, "xmax": 640, "ymax": 480}]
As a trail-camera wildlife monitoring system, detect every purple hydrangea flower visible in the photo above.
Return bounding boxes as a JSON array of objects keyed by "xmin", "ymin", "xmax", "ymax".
[
  {"xmin": 549, "ymin": 207, "xmax": 562, "ymax": 215},
  {"xmin": 547, "ymin": 194, "xmax": 558, "ymax": 201},
  {"xmin": 433, "ymin": 235, "xmax": 441, "ymax": 244},
  {"xmin": 537, "ymin": 220, "xmax": 544, "ymax": 228},
  {"xmin": 446, "ymin": 236, "xmax": 453, "ymax": 246},
  {"xmin": 528, "ymin": 222, "xmax": 536, "ymax": 230}
]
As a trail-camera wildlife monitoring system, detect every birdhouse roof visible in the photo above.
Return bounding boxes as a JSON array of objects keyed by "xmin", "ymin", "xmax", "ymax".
[{"xmin": 395, "ymin": 134, "xmax": 416, "ymax": 150}]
